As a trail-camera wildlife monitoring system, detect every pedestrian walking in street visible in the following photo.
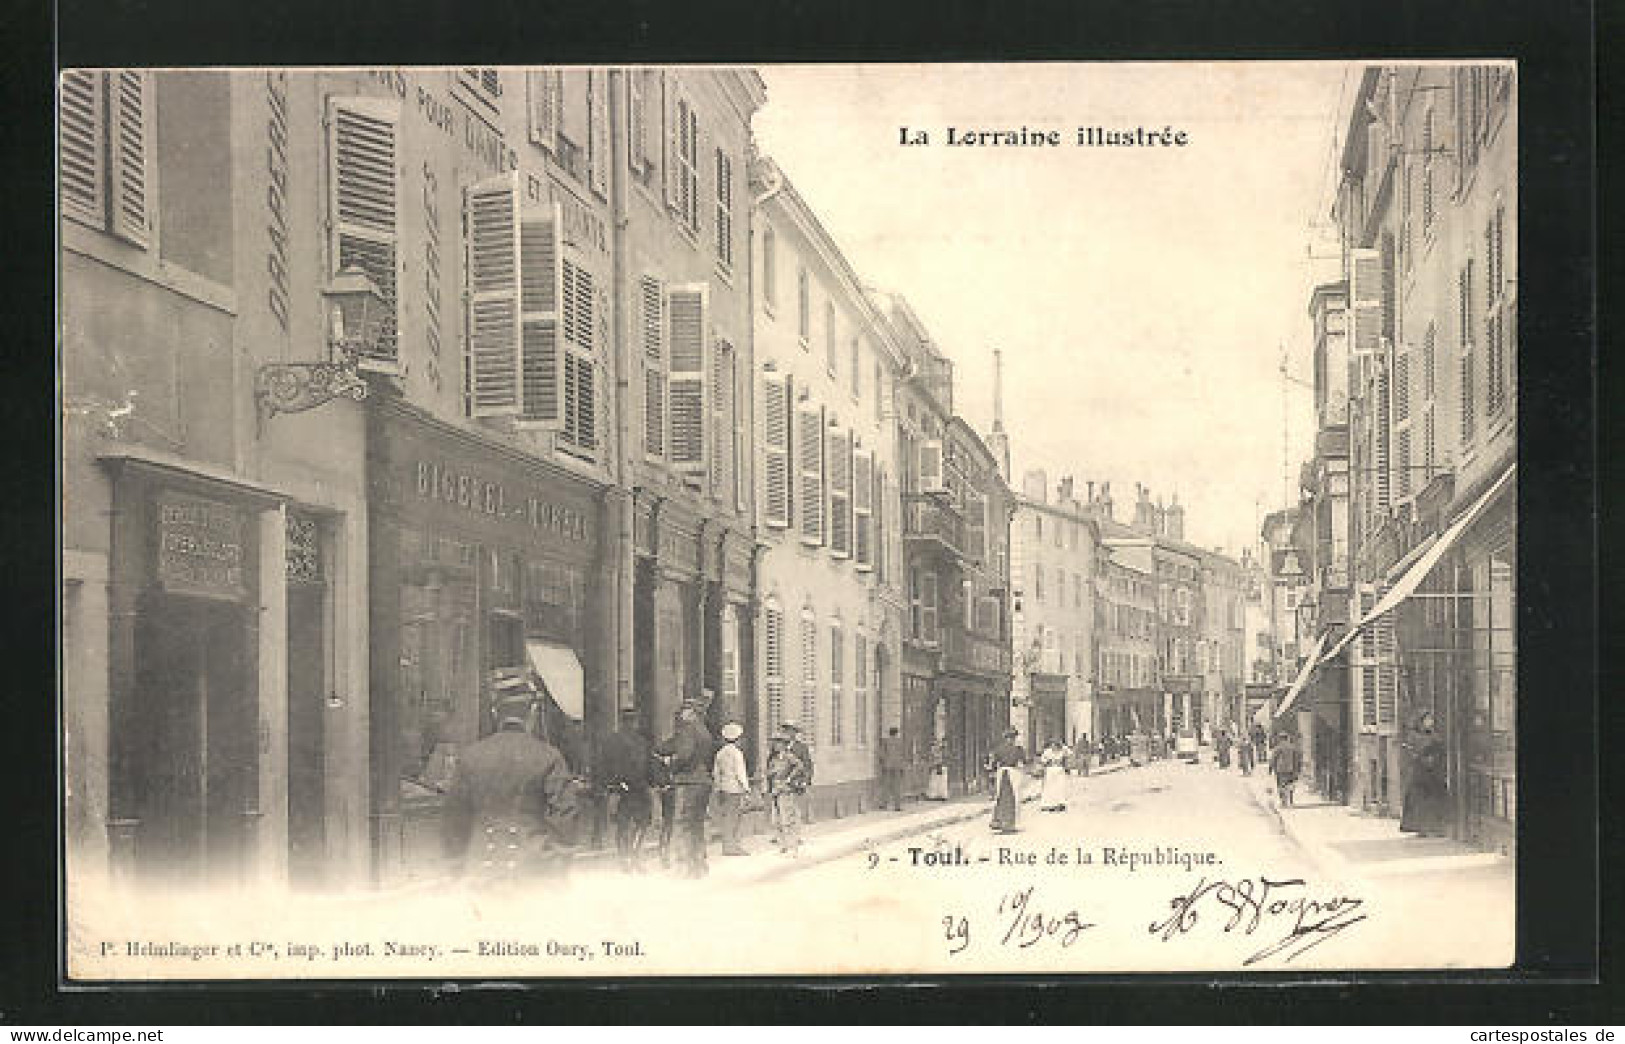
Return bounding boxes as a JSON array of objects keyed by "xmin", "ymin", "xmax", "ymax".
[
  {"xmin": 1074, "ymin": 733, "xmax": 1091, "ymax": 776},
  {"xmin": 1038, "ymin": 738, "xmax": 1069, "ymax": 812},
  {"xmin": 766, "ymin": 730, "xmax": 810, "ymax": 857},
  {"xmin": 712, "ymin": 720, "xmax": 753, "ymax": 856},
  {"xmin": 1399, "ymin": 711, "xmax": 1449, "ymax": 837},
  {"xmin": 654, "ymin": 703, "xmax": 715, "ymax": 878},
  {"xmin": 1216, "ymin": 728, "xmax": 1232, "ymax": 769},
  {"xmin": 1238, "ymin": 731, "xmax": 1256, "ymax": 775},
  {"xmin": 598, "ymin": 708, "xmax": 654, "ymax": 872},
  {"xmin": 877, "ymin": 726, "xmax": 907, "ymax": 811},
  {"xmin": 1269, "ymin": 731, "xmax": 1302, "ymax": 807},
  {"xmin": 440, "ymin": 677, "xmax": 578, "ymax": 886},
  {"xmin": 989, "ymin": 728, "xmax": 1028, "ymax": 833},
  {"xmin": 1251, "ymin": 722, "xmax": 1268, "ymax": 763}
]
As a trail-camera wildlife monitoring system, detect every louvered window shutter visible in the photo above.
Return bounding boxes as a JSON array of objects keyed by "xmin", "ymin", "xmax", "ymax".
[
  {"xmin": 627, "ymin": 69, "xmax": 648, "ymax": 172},
  {"xmin": 710, "ymin": 340, "xmax": 733, "ymax": 499},
  {"xmin": 109, "ymin": 71, "xmax": 151, "ymax": 248},
  {"xmin": 1374, "ymin": 366, "xmax": 1391, "ymax": 510},
  {"xmin": 829, "ymin": 428, "xmax": 852, "ymax": 558},
  {"xmin": 641, "ymin": 275, "xmax": 666, "ymax": 458},
  {"xmin": 464, "ymin": 174, "xmax": 524, "ymax": 418},
  {"xmin": 59, "ymin": 71, "xmax": 106, "ymax": 230},
  {"xmin": 800, "ymin": 612, "xmax": 819, "ymax": 739},
  {"xmin": 873, "ymin": 468, "xmax": 886, "ymax": 582},
  {"xmin": 763, "ymin": 603, "xmax": 784, "ymax": 739},
  {"xmin": 1349, "ymin": 248, "xmax": 1382, "ymax": 358},
  {"xmin": 587, "ymin": 69, "xmax": 609, "ymax": 199},
  {"xmin": 666, "ymin": 284, "xmax": 710, "ymax": 474},
  {"xmin": 853, "ymin": 449, "xmax": 874, "ymax": 570},
  {"xmin": 528, "ymin": 71, "xmax": 561, "ymax": 153},
  {"xmin": 559, "ymin": 259, "xmax": 597, "ymax": 451},
  {"xmin": 329, "ymin": 97, "xmax": 400, "ymax": 370},
  {"xmin": 714, "ymin": 150, "xmax": 733, "ymax": 267},
  {"xmin": 797, "ymin": 402, "xmax": 826, "ymax": 545},
  {"xmin": 1459, "ymin": 263, "xmax": 1476, "ymax": 445},
  {"xmin": 733, "ymin": 351, "xmax": 748, "ymax": 512},
  {"xmin": 829, "ymin": 624, "xmax": 843, "ymax": 747},
  {"xmin": 519, "ymin": 201, "xmax": 568, "ymax": 427},
  {"xmin": 762, "ymin": 372, "xmax": 791, "ymax": 528},
  {"xmin": 663, "ymin": 74, "xmax": 679, "ymax": 210}
]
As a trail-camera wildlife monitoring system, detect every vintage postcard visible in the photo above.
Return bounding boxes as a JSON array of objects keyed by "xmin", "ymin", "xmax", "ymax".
[{"xmin": 58, "ymin": 60, "xmax": 1517, "ymax": 979}]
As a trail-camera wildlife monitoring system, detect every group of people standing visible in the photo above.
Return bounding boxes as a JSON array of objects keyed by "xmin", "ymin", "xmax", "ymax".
[
  {"xmin": 987, "ymin": 730, "xmax": 1077, "ymax": 834},
  {"xmin": 439, "ymin": 680, "xmax": 822, "ymax": 885}
]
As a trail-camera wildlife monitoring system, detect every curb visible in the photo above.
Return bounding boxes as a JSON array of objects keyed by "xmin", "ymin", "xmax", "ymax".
[{"xmin": 1241, "ymin": 776, "xmax": 1343, "ymax": 878}]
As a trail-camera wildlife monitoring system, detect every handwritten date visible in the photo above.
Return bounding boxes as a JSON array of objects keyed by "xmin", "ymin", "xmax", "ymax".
[{"xmin": 944, "ymin": 886, "xmax": 1095, "ymax": 955}]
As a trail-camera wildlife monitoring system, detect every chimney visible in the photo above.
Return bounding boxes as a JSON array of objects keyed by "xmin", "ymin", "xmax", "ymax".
[
  {"xmin": 1086, "ymin": 479, "xmax": 1096, "ymax": 504},
  {"xmin": 1059, "ymin": 476, "xmax": 1074, "ymax": 504},
  {"xmin": 1023, "ymin": 468, "xmax": 1048, "ymax": 502}
]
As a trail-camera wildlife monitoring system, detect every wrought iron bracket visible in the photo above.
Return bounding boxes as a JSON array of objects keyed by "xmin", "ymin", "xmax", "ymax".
[{"xmin": 256, "ymin": 351, "xmax": 370, "ymax": 424}]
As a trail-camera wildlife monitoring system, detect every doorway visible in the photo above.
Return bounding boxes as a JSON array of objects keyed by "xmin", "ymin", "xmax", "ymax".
[
  {"xmin": 286, "ymin": 582, "xmax": 327, "ymax": 888},
  {"xmin": 131, "ymin": 596, "xmax": 257, "ymax": 883}
]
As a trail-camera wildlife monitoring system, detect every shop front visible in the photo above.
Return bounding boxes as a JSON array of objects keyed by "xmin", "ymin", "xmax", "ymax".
[{"xmin": 366, "ymin": 402, "xmax": 609, "ymax": 882}]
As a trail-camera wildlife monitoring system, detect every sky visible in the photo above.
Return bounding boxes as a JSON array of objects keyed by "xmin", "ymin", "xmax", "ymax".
[{"xmin": 752, "ymin": 62, "xmax": 1356, "ymax": 558}]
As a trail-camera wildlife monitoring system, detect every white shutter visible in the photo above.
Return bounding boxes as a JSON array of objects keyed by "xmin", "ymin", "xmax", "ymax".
[
  {"xmin": 853, "ymin": 449, "xmax": 874, "ymax": 570},
  {"xmin": 641, "ymin": 275, "xmax": 665, "ymax": 458},
  {"xmin": 108, "ymin": 71, "xmax": 151, "ymax": 248},
  {"xmin": 662, "ymin": 72, "xmax": 678, "ymax": 209},
  {"xmin": 800, "ymin": 611, "xmax": 819, "ymax": 739},
  {"xmin": 562, "ymin": 348, "xmax": 597, "ymax": 453},
  {"xmin": 588, "ymin": 69, "xmax": 609, "ymax": 200},
  {"xmin": 626, "ymin": 68, "xmax": 648, "ymax": 172},
  {"xmin": 797, "ymin": 402, "xmax": 826, "ymax": 546},
  {"xmin": 763, "ymin": 372, "xmax": 791, "ymax": 528},
  {"xmin": 328, "ymin": 96, "xmax": 400, "ymax": 370},
  {"xmin": 519, "ymin": 200, "xmax": 567, "ymax": 427},
  {"xmin": 59, "ymin": 71, "xmax": 105, "ymax": 230},
  {"xmin": 734, "ymin": 351, "xmax": 749, "ymax": 512},
  {"xmin": 667, "ymin": 283, "xmax": 710, "ymax": 474},
  {"xmin": 464, "ymin": 174, "xmax": 524, "ymax": 417},
  {"xmin": 1349, "ymin": 247, "xmax": 1382, "ymax": 358},
  {"xmin": 710, "ymin": 340, "xmax": 730, "ymax": 498},
  {"xmin": 921, "ymin": 572, "xmax": 939, "ymax": 646},
  {"xmin": 829, "ymin": 428, "xmax": 852, "ymax": 558},
  {"xmin": 918, "ymin": 440, "xmax": 946, "ymax": 493},
  {"xmin": 763, "ymin": 602, "xmax": 785, "ymax": 739},
  {"xmin": 528, "ymin": 70, "xmax": 561, "ymax": 153}
]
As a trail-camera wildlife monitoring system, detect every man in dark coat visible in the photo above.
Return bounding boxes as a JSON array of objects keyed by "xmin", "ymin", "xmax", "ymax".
[
  {"xmin": 1270, "ymin": 731, "xmax": 1302, "ymax": 807},
  {"xmin": 597, "ymin": 708, "xmax": 654, "ymax": 871},
  {"xmin": 441, "ymin": 679, "xmax": 578, "ymax": 885},
  {"xmin": 877, "ymin": 726, "xmax": 907, "ymax": 811},
  {"xmin": 654, "ymin": 704, "xmax": 715, "ymax": 877}
]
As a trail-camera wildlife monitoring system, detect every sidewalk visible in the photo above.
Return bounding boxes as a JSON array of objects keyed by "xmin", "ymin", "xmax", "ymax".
[{"xmin": 1242, "ymin": 771, "xmax": 1512, "ymax": 881}]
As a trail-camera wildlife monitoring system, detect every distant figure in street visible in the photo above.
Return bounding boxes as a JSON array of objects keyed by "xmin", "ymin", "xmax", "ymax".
[
  {"xmin": 1216, "ymin": 729, "xmax": 1233, "ymax": 769},
  {"xmin": 1251, "ymin": 723, "xmax": 1268, "ymax": 762},
  {"xmin": 598, "ymin": 708, "xmax": 653, "ymax": 872},
  {"xmin": 441, "ymin": 678, "xmax": 578, "ymax": 886},
  {"xmin": 1270, "ymin": 731, "xmax": 1302, "ymax": 807},
  {"xmin": 711, "ymin": 720, "xmax": 753, "ymax": 856},
  {"xmin": 654, "ymin": 704, "xmax": 715, "ymax": 878},
  {"xmin": 1237, "ymin": 730, "xmax": 1256, "ymax": 775},
  {"xmin": 989, "ymin": 729, "xmax": 1029, "ymax": 833},
  {"xmin": 766, "ymin": 730, "xmax": 810, "ymax": 857},
  {"xmin": 1399, "ymin": 711, "xmax": 1448, "ymax": 837},
  {"xmin": 1038, "ymin": 738, "xmax": 1070, "ymax": 812},
  {"xmin": 877, "ymin": 726, "xmax": 907, "ymax": 811}
]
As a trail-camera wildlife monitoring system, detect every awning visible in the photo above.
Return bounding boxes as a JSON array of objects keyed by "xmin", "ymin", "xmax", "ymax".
[
  {"xmin": 526, "ymin": 639, "xmax": 584, "ymax": 720},
  {"xmin": 1325, "ymin": 463, "xmax": 1515, "ymax": 663},
  {"xmin": 1273, "ymin": 631, "xmax": 1330, "ymax": 718}
]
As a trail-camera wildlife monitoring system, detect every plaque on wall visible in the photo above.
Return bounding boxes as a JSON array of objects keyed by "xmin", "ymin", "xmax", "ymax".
[{"xmin": 155, "ymin": 492, "xmax": 249, "ymax": 601}]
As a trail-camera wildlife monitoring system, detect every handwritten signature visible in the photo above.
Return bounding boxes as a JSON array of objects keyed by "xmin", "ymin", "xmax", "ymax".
[
  {"xmin": 943, "ymin": 885, "xmax": 1095, "ymax": 955},
  {"xmin": 1148, "ymin": 875, "xmax": 1367, "ymax": 965}
]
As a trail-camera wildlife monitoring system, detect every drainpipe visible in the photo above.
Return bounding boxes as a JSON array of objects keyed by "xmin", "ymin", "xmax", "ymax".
[{"xmin": 609, "ymin": 72, "xmax": 635, "ymax": 717}]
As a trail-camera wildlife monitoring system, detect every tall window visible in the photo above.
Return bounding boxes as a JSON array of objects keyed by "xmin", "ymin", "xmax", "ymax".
[
  {"xmin": 800, "ymin": 608, "xmax": 819, "ymax": 740},
  {"xmin": 1459, "ymin": 258, "xmax": 1477, "ymax": 447},
  {"xmin": 1033, "ymin": 563, "xmax": 1044, "ymax": 603},
  {"xmin": 1422, "ymin": 322, "xmax": 1438, "ymax": 479},
  {"xmin": 675, "ymin": 98, "xmax": 700, "ymax": 233},
  {"xmin": 825, "ymin": 300, "xmax": 837, "ymax": 376},
  {"xmin": 797, "ymin": 267, "xmax": 810, "ymax": 345},
  {"xmin": 713, "ymin": 147, "xmax": 733, "ymax": 269},
  {"xmin": 1485, "ymin": 202, "xmax": 1509, "ymax": 417},
  {"xmin": 829, "ymin": 622, "xmax": 844, "ymax": 747},
  {"xmin": 762, "ymin": 224, "xmax": 777, "ymax": 308},
  {"xmin": 1422, "ymin": 106, "xmax": 1436, "ymax": 234},
  {"xmin": 851, "ymin": 337, "xmax": 862, "ymax": 399},
  {"xmin": 854, "ymin": 634, "xmax": 869, "ymax": 746}
]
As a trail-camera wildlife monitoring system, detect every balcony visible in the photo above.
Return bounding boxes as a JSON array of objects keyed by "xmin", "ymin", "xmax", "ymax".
[
  {"xmin": 943, "ymin": 626, "xmax": 1010, "ymax": 677},
  {"xmin": 903, "ymin": 494, "xmax": 963, "ymax": 557}
]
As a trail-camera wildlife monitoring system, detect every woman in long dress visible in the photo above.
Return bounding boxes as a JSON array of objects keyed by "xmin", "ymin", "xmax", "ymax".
[
  {"xmin": 1038, "ymin": 739, "xmax": 1070, "ymax": 811},
  {"xmin": 989, "ymin": 729, "xmax": 1028, "ymax": 833},
  {"xmin": 1399, "ymin": 712, "xmax": 1448, "ymax": 837}
]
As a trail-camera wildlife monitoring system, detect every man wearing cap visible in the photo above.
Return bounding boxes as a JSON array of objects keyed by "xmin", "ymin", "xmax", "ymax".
[
  {"xmin": 653, "ymin": 704, "xmax": 715, "ymax": 877},
  {"xmin": 441, "ymin": 676, "xmax": 578, "ymax": 885},
  {"xmin": 778, "ymin": 721, "xmax": 814, "ymax": 824},
  {"xmin": 765, "ymin": 729, "xmax": 810, "ymax": 857},
  {"xmin": 711, "ymin": 721, "xmax": 753, "ymax": 856},
  {"xmin": 877, "ymin": 726, "xmax": 907, "ymax": 811}
]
